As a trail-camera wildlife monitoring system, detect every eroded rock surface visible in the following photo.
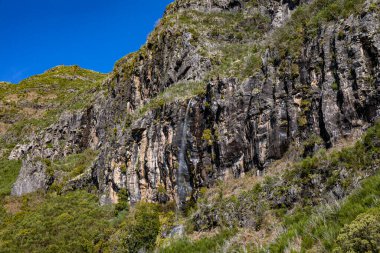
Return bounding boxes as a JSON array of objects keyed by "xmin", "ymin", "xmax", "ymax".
[{"xmin": 11, "ymin": 0, "xmax": 380, "ymax": 209}]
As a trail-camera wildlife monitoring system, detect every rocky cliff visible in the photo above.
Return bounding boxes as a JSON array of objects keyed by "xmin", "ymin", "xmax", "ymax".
[{"xmin": 10, "ymin": 0, "xmax": 380, "ymax": 212}]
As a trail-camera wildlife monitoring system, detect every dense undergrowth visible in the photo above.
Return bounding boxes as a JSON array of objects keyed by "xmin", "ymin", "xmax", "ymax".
[
  {"xmin": 0, "ymin": 191, "xmax": 174, "ymax": 253},
  {"xmin": 0, "ymin": 191, "xmax": 113, "ymax": 253}
]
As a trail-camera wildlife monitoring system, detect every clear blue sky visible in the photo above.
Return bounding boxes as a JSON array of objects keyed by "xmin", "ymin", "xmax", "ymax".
[{"xmin": 0, "ymin": 0, "xmax": 173, "ymax": 83}]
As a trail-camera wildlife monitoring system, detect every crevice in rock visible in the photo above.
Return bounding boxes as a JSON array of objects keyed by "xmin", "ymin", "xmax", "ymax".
[
  {"xmin": 319, "ymin": 39, "xmax": 326, "ymax": 86},
  {"xmin": 228, "ymin": 0, "xmax": 241, "ymax": 10},
  {"xmin": 244, "ymin": 118, "xmax": 255, "ymax": 172},
  {"xmin": 177, "ymin": 65, "xmax": 191, "ymax": 81},
  {"xmin": 283, "ymin": 0, "xmax": 301, "ymax": 10},
  {"xmin": 360, "ymin": 36, "xmax": 379, "ymax": 70},
  {"xmin": 331, "ymin": 36, "xmax": 344, "ymax": 112},
  {"xmin": 350, "ymin": 68, "xmax": 358, "ymax": 92},
  {"xmin": 318, "ymin": 96, "xmax": 332, "ymax": 148},
  {"xmin": 252, "ymin": 121, "xmax": 264, "ymax": 172},
  {"xmin": 79, "ymin": 106, "xmax": 93, "ymax": 150}
]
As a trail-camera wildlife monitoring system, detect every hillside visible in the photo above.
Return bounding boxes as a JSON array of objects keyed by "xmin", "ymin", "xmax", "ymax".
[
  {"xmin": 1, "ymin": 0, "xmax": 380, "ymax": 252},
  {"xmin": 0, "ymin": 66, "xmax": 106, "ymax": 198}
]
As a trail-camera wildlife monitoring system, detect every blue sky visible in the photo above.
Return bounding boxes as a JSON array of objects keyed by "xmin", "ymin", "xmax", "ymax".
[{"xmin": 0, "ymin": 0, "xmax": 173, "ymax": 83}]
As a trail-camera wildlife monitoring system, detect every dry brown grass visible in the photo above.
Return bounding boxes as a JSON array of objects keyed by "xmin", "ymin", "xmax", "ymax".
[
  {"xmin": 204, "ymin": 172, "xmax": 264, "ymax": 202},
  {"xmin": 0, "ymin": 122, "xmax": 10, "ymax": 135},
  {"xmin": 22, "ymin": 107, "xmax": 46, "ymax": 119},
  {"xmin": 42, "ymin": 93, "xmax": 58, "ymax": 101},
  {"xmin": 188, "ymin": 228, "xmax": 221, "ymax": 241},
  {"xmin": 218, "ymin": 211, "xmax": 285, "ymax": 252},
  {"xmin": 3, "ymin": 193, "xmax": 45, "ymax": 215},
  {"xmin": 25, "ymin": 91, "xmax": 38, "ymax": 101},
  {"xmin": 3, "ymin": 198, "xmax": 23, "ymax": 215},
  {"xmin": 4, "ymin": 94, "xmax": 19, "ymax": 103}
]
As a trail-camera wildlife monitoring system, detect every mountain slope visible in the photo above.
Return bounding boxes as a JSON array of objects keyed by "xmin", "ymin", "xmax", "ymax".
[
  {"xmin": 0, "ymin": 66, "xmax": 106, "ymax": 197},
  {"xmin": 0, "ymin": 0, "xmax": 379, "ymax": 252}
]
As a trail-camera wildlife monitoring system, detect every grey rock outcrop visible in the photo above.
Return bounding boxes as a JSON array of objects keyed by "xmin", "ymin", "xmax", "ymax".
[
  {"xmin": 11, "ymin": 108, "xmax": 99, "ymax": 196},
  {"xmin": 11, "ymin": 159, "xmax": 49, "ymax": 196}
]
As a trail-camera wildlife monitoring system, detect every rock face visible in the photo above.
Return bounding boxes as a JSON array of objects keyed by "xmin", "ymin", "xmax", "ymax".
[
  {"xmin": 11, "ymin": 0, "xmax": 380, "ymax": 208},
  {"xmin": 10, "ymin": 109, "xmax": 100, "ymax": 195}
]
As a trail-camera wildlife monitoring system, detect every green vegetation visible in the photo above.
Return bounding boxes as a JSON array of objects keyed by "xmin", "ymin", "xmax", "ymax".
[
  {"xmin": 177, "ymin": 10, "xmax": 270, "ymax": 43},
  {"xmin": 176, "ymin": 9, "xmax": 268, "ymax": 80},
  {"xmin": 297, "ymin": 115, "xmax": 308, "ymax": 127},
  {"xmin": 208, "ymin": 43, "xmax": 262, "ymax": 80},
  {"xmin": 124, "ymin": 81, "xmax": 205, "ymax": 125},
  {"xmin": 106, "ymin": 202, "xmax": 161, "ymax": 252},
  {"xmin": 177, "ymin": 122, "xmax": 380, "ymax": 252},
  {"xmin": 331, "ymin": 82, "xmax": 339, "ymax": 91},
  {"xmin": 47, "ymin": 149, "xmax": 98, "ymax": 177},
  {"xmin": 159, "ymin": 229, "xmax": 236, "ymax": 253},
  {"xmin": 0, "ymin": 192, "xmax": 177, "ymax": 253},
  {"xmin": 46, "ymin": 149, "xmax": 99, "ymax": 192},
  {"xmin": 138, "ymin": 81, "xmax": 205, "ymax": 116},
  {"xmin": 0, "ymin": 159, "xmax": 21, "ymax": 197},
  {"xmin": 0, "ymin": 0, "xmax": 379, "ymax": 252},
  {"xmin": 274, "ymin": 122, "xmax": 379, "ymax": 251},
  {"xmin": 0, "ymin": 191, "xmax": 114, "ymax": 253},
  {"xmin": 272, "ymin": 0, "xmax": 367, "ymax": 58},
  {"xmin": 0, "ymin": 66, "xmax": 106, "ymax": 200},
  {"xmin": 269, "ymin": 169, "xmax": 380, "ymax": 252},
  {"xmin": 202, "ymin": 129, "xmax": 213, "ymax": 145},
  {"xmin": 0, "ymin": 65, "xmax": 106, "ymax": 150},
  {"xmin": 114, "ymin": 188, "xmax": 129, "ymax": 215},
  {"xmin": 335, "ymin": 208, "xmax": 380, "ymax": 252}
]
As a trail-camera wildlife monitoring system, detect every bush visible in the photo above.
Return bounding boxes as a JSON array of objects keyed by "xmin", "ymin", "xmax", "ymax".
[
  {"xmin": 335, "ymin": 209, "xmax": 380, "ymax": 253},
  {"xmin": 331, "ymin": 82, "xmax": 339, "ymax": 91},
  {"xmin": 109, "ymin": 202, "xmax": 160, "ymax": 253},
  {"xmin": 202, "ymin": 129, "xmax": 213, "ymax": 145},
  {"xmin": 114, "ymin": 188, "xmax": 129, "ymax": 215}
]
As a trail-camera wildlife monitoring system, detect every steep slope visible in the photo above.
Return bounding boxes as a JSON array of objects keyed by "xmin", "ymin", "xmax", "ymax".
[
  {"xmin": 0, "ymin": 66, "xmax": 106, "ymax": 197},
  {"xmin": 1, "ymin": 0, "xmax": 380, "ymax": 251},
  {"xmin": 9, "ymin": 0, "xmax": 380, "ymax": 207},
  {"xmin": 158, "ymin": 122, "xmax": 380, "ymax": 252}
]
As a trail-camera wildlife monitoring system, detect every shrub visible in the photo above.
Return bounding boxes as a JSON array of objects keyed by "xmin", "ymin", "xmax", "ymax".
[
  {"xmin": 114, "ymin": 188, "xmax": 130, "ymax": 215},
  {"xmin": 331, "ymin": 82, "xmax": 339, "ymax": 91},
  {"xmin": 109, "ymin": 202, "xmax": 160, "ymax": 253},
  {"xmin": 202, "ymin": 129, "xmax": 213, "ymax": 145},
  {"xmin": 124, "ymin": 203, "xmax": 160, "ymax": 252},
  {"xmin": 297, "ymin": 115, "xmax": 308, "ymax": 127},
  {"xmin": 335, "ymin": 209, "xmax": 380, "ymax": 252}
]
